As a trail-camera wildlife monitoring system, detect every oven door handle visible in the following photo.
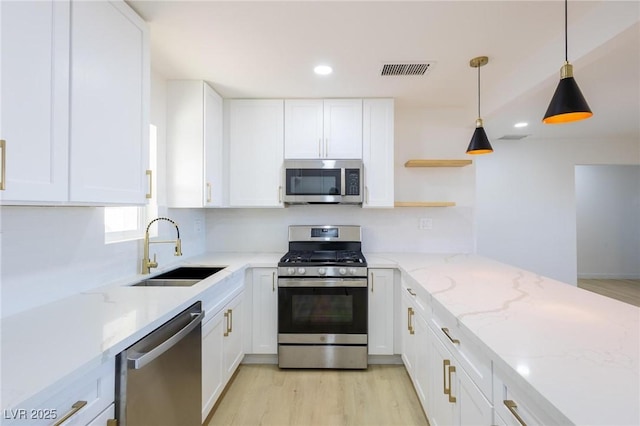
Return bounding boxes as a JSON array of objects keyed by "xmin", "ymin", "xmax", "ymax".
[{"xmin": 278, "ymin": 278, "xmax": 368, "ymax": 288}]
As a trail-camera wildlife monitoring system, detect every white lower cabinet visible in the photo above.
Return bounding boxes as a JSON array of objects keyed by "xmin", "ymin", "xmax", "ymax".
[
  {"xmin": 86, "ymin": 403, "xmax": 114, "ymax": 426},
  {"xmin": 428, "ymin": 324, "xmax": 492, "ymax": 426},
  {"xmin": 400, "ymin": 284, "xmax": 429, "ymax": 413},
  {"xmin": 201, "ymin": 276, "xmax": 245, "ymax": 422},
  {"xmin": 493, "ymin": 365, "xmax": 570, "ymax": 426},
  {"xmin": 3, "ymin": 361, "xmax": 115, "ymax": 426},
  {"xmin": 368, "ymin": 269, "xmax": 395, "ymax": 355},
  {"xmin": 250, "ymin": 268, "xmax": 278, "ymax": 354}
]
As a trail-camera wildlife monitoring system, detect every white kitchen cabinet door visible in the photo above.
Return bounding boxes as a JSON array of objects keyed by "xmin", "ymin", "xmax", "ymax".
[
  {"xmin": 0, "ymin": 0, "xmax": 70, "ymax": 203},
  {"xmin": 362, "ymin": 99, "xmax": 394, "ymax": 208},
  {"xmin": 401, "ymin": 288, "xmax": 417, "ymax": 373},
  {"xmin": 284, "ymin": 100, "xmax": 324, "ymax": 159},
  {"xmin": 284, "ymin": 99, "xmax": 362, "ymax": 160},
  {"xmin": 251, "ymin": 268, "xmax": 278, "ymax": 354},
  {"xmin": 323, "ymin": 99, "xmax": 362, "ymax": 159},
  {"xmin": 86, "ymin": 403, "xmax": 115, "ymax": 426},
  {"xmin": 167, "ymin": 81, "xmax": 224, "ymax": 207},
  {"xmin": 228, "ymin": 99, "xmax": 284, "ymax": 207},
  {"xmin": 428, "ymin": 325, "xmax": 493, "ymax": 426},
  {"xmin": 69, "ymin": 0, "xmax": 149, "ymax": 204},
  {"xmin": 222, "ymin": 292, "xmax": 244, "ymax": 378},
  {"xmin": 368, "ymin": 269, "xmax": 395, "ymax": 355},
  {"xmin": 202, "ymin": 310, "xmax": 225, "ymax": 423}
]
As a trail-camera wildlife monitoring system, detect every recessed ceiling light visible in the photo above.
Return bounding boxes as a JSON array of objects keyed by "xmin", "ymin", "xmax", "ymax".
[
  {"xmin": 314, "ymin": 65, "xmax": 333, "ymax": 75},
  {"xmin": 514, "ymin": 122, "xmax": 528, "ymax": 128}
]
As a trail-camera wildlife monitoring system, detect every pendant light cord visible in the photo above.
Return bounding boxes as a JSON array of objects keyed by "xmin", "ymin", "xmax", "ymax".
[
  {"xmin": 477, "ymin": 64, "xmax": 481, "ymax": 118},
  {"xmin": 564, "ymin": 0, "xmax": 568, "ymax": 62}
]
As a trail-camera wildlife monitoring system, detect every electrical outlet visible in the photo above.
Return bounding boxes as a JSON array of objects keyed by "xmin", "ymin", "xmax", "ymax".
[
  {"xmin": 419, "ymin": 218, "xmax": 432, "ymax": 230},
  {"xmin": 194, "ymin": 219, "xmax": 203, "ymax": 233}
]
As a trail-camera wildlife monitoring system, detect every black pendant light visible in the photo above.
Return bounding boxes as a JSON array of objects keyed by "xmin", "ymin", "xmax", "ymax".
[
  {"xmin": 466, "ymin": 56, "xmax": 493, "ymax": 155},
  {"xmin": 543, "ymin": 0, "xmax": 593, "ymax": 124}
]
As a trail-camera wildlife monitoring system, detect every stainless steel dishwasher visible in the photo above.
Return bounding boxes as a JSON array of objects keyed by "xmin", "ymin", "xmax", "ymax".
[{"xmin": 116, "ymin": 301, "xmax": 203, "ymax": 426}]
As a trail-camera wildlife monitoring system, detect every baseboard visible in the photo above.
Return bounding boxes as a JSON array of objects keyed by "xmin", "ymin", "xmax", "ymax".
[{"xmin": 242, "ymin": 354, "xmax": 404, "ymax": 365}]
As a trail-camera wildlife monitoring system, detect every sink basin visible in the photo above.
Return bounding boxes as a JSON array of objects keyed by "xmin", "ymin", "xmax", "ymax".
[
  {"xmin": 130, "ymin": 266, "xmax": 227, "ymax": 287},
  {"xmin": 132, "ymin": 279, "xmax": 202, "ymax": 287},
  {"xmin": 150, "ymin": 266, "xmax": 226, "ymax": 280}
]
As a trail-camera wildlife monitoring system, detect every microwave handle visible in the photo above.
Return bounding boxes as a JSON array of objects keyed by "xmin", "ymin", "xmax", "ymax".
[{"xmin": 340, "ymin": 168, "xmax": 346, "ymax": 195}]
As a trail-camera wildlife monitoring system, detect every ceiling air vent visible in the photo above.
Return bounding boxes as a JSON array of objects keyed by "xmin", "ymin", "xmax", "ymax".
[
  {"xmin": 497, "ymin": 134, "xmax": 530, "ymax": 140},
  {"xmin": 381, "ymin": 62, "xmax": 434, "ymax": 76}
]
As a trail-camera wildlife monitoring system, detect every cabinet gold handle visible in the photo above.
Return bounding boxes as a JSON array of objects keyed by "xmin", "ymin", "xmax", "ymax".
[
  {"xmin": 272, "ymin": 271, "xmax": 276, "ymax": 292},
  {"xmin": 107, "ymin": 419, "xmax": 118, "ymax": 426},
  {"xmin": 0, "ymin": 139, "xmax": 6, "ymax": 190},
  {"xmin": 443, "ymin": 359, "xmax": 450, "ymax": 395},
  {"xmin": 318, "ymin": 138, "xmax": 322, "ymax": 157},
  {"xmin": 441, "ymin": 327, "xmax": 460, "ymax": 345},
  {"xmin": 448, "ymin": 365, "xmax": 457, "ymax": 403},
  {"xmin": 278, "ymin": 186, "xmax": 282, "ymax": 203},
  {"xmin": 370, "ymin": 273, "xmax": 374, "ymax": 292},
  {"xmin": 206, "ymin": 182, "xmax": 212, "ymax": 203},
  {"xmin": 228, "ymin": 308, "xmax": 233, "ymax": 333},
  {"xmin": 53, "ymin": 400, "xmax": 87, "ymax": 426},
  {"xmin": 504, "ymin": 400, "xmax": 527, "ymax": 426},
  {"xmin": 224, "ymin": 311, "xmax": 230, "ymax": 336},
  {"xmin": 406, "ymin": 288, "xmax": 416, "ymax": 296},
  {"xmin": 408, "ymin": 307, "xmax": 415, "ymax": 335},
  {"xmin": 145, "ymin": 170, "xmax": 152, "ymax": 199}
]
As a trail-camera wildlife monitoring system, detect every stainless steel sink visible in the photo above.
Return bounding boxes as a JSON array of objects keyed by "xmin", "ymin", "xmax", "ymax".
[
  {"xmin": 130, "ymin": 266, "xmax": 227, "ymax": 287},
  {"xmin": 132, "ymin": 279, "xmax": 202, "ymax": 287}
]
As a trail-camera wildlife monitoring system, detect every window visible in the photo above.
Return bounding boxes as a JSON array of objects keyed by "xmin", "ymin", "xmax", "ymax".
[{"xmin": 104, "ymin": 124, "xmax": 158, "ymax": 243}]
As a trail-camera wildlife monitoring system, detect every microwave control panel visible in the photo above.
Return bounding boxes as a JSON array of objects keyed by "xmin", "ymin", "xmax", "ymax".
[{"xmin": 345, "ymin": 169, "xmax": 361, "ymax": 196}]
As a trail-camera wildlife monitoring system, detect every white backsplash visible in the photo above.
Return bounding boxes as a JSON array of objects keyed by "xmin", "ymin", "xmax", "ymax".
[{"xmin": 205, "ymin": 205, "xmax": 474, "ymax": 254}]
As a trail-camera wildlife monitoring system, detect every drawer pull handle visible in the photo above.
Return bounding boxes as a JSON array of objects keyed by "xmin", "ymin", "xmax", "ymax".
[
  {"xmin": 447, "ymin": 365, "xmax": 457, "ymax": 403},
  {"xmin": 406, "ymin": 288, "xmax": 416, "ymax": 296},
  {"xmin": 407, "ymin": 307, "xmax": 415, "ymax": 335},
  {"xmin": 0, "ymin": 139, "xmax": 5, "ymax": 190},
  {"xmin": 443, "ymin": 359, "xmax": 450, "ymax": 395},
  {"xmin": 145, "ymin": 170, "xmax": 152, "ymax": 199},
  {"xmin": 228, "ymin": 308, "xmax": 233, "ymax": 333},
  {"xmin": 224, "ymin": 310, "xmax": 230, "ymax": 336},
  {"xmin": 442, "ymin": 327, "xmax": 460, "ymax": 344},
  {"xmin": 53, "ymin": 400, "xmax": 87, "ymax": 426},
  {"xmin": 504, "ymin": 400, "xmax": 528, "ymax": 426}
]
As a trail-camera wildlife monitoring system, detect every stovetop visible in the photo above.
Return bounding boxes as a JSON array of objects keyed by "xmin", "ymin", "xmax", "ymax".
[{"xmin": 279, "ymin": 250, "xmax": 366, "ymax": 266}]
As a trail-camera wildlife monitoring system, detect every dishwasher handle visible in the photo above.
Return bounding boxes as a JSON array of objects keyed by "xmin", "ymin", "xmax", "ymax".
[{"xmin": 127, "ymin": 309, "xmax": 204, "ymax": 370}]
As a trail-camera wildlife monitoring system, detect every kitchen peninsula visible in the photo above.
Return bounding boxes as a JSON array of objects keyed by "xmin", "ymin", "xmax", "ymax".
[{"xmin": 1, "ymin": 253, "xmax": 638, "ymax": 425}]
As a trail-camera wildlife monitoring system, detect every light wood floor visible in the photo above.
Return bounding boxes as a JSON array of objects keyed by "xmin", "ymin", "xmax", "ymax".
[
  {"xmin": 206, "ymin": 364, "xmax": 429, "ymax": 426},
  {"xmin": 577, "ymin": 279, "xmax": 640, "ymax": 307}
]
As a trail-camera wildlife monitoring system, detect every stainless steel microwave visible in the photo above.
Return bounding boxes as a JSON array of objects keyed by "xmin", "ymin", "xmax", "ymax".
[{"xmin": 283, "ymin": 159, "xmax": 363, "ymax": 204}]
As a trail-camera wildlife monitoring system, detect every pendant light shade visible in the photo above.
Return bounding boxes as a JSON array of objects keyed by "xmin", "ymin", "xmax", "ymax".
[
  {"xmin": 466, "ymin": 56, "xmax": 493, "ymax": 155},
  {"xmin": 543, "ymin": 0, "xmax": 592, "ymax": 124}
]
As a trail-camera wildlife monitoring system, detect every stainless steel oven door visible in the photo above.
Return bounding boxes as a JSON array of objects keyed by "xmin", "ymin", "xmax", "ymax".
[{"xmin": 278, "ymin": 278, "xmax": 367, "ymax": 336}]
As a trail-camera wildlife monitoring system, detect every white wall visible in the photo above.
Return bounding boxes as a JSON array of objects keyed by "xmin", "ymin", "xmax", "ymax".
[
  {"xmin": 476, "ymin": 138, "xmax": 639, "ymax": 285},
  {"xmin": 576, "ymin": 164, "xmax": 640, "ymax": 278},
  {"xmin": 0, "ymin": 71, "xmax": 206, "ymax": 318}
]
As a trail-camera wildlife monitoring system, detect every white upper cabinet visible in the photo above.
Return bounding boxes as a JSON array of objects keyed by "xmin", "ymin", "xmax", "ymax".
[
  {"xmin": 167, "ymin": 81, "xmax": 224, "ymax": 208},
  {"xmin": 0, "ymin": 0, "xmax": 149, "ymax": 205},
  {"xmin": 227, "ymin": 99, "xmax": 284, "ymax": 207},
  {"xmin": 284, "ymin": 99, "xmax": 362, "ymax": 159},
  {"xmin": 69, "ymin": 0, "xmax": 149, "ymax": 204},
  {"xmin": 0, "ymin": 0, "xmax": 70, "ymax": 203},
  {"xmin": 362, "ymin": 99, "xmax": 394, "ymax": 208}
]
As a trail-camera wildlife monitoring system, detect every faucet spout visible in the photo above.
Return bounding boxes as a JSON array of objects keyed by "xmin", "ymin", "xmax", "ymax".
[{"xmin": 142, "ymin": 217, "xmax": 182, "ymax": 274}]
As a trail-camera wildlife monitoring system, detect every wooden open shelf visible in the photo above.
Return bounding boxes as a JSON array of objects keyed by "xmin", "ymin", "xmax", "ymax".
[
  {"xmin": 394, "ymin": 201, "xmax": 456, "ymax": 207},
  {"xmin": 404, "ymin": 159, "xmax": 472, "ymax": 168}
]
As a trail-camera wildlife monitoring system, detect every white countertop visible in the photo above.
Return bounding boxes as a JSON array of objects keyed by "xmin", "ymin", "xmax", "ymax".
[{"xmin": 2, "ymin": 252, "xmax": 638, "ymax": 425}]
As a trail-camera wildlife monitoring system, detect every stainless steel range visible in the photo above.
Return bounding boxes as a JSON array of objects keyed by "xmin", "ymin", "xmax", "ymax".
[{"xmin": 278, "ymin": 225, "xmax": 368, "ymax": 369}]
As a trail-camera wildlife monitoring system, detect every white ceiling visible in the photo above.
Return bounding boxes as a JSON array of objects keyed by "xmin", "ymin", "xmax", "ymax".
[{"xmin": 128, "ymin": 0, "xmax": 640, "ymax": 143}]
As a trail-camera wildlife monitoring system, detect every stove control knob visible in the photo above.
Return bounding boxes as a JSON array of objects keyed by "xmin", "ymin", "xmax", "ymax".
[
  {"xmin": 297, "ymin": 267, "xmax": 306, "ymax": 275},
  {"xmin": 339, "ymin": 268, "xmax": 347, "ymax": 275},
  {"xmin": 287, "ymin": 267, "xmax": 295, "ymax": 276},
  {"xmin": 318, "ymin": 268, "xmax": 326, "ymax": 276},
  {"xmin": 348, "ymin": 268, "xmax": 357, "ymax": 275}
]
